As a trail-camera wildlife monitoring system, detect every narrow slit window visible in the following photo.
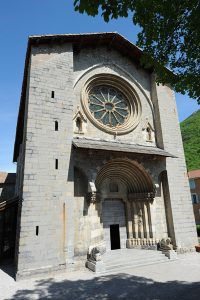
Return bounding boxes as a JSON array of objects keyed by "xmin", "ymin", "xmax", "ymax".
[
  {"xmin": 55, "ymin": 121, "xmax": 58, "ymax": 131},
  {"xmin": 55, "ymin": 159, "xmax": 58, "ymax": 169},
  {"xmin": 36, "ymin": 226, "xmax": 39, "ymax": 236},
  {"xmin": 51, "ymin": 91, "xmax": 55, "ymax": 98}
]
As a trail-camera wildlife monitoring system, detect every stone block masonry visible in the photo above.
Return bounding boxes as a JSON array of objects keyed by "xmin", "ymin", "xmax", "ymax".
[
  {"xmin": 151, "ymin": 75, "xmax": 198, "ymax": 250},
  {"xmin": 16, "ymin": 43, "xmax": 75, "ymax": 278},
  {"xmin": 13, "ymin": 33, "xmax": 198, "ymax": 278}
]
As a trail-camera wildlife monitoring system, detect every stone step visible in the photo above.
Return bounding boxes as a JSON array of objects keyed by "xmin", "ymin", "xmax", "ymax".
[
  {"xmin": 102, "ymin": 258, "xmax": 172, "ymax": 275},
  {"xmin": 86, "ymin": 249, "xmax": 175, "ymax": 274},
  {"xmin": 103, "ymin": 249, "xmax": 158, "ymax": 255},
  {"xmin": 103, "ymin": 249, "xmax": 163, "ymax": 255},
  {"xmin": 103, "ymin": 253, "xmax": 164, "ymax": 260},
  {"xmin": 104, "ymin": 255, "xmax": 168, "ymax": 268},
  {"xmin": 99, "ymin": 249, "xmax": 172, "ymax": 274},
  {"xmin": 104, "ymin": 251, "xmax": 167, "ymax": 262},
  {"xmin": 103, "ymin": 250, "xmax": 164, "ymax": 261},
  {"xmin": 104, "ymin": 255, "xmax": 167, "ymax": 267}
]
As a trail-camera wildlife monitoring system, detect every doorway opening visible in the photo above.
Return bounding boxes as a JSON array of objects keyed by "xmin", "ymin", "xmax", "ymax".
[{"xmin": 110, "ymin": 224, "xmax": 120, "ymax": 250}]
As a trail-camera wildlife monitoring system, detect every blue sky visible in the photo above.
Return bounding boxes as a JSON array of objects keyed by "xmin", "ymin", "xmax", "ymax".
[{"xmin": 0, "ymin": 1, "xmax": 199, "ymax": 172}]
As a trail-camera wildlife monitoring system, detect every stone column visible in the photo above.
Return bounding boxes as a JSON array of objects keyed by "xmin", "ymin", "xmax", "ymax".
[
  {"xmin": 148, "ymin": 201, "xmax": 156, "ymax": 241},
  {"xmin": 126, "ymin": 201, "xmax": 133, "ymax": 248},
  {"xmin": 143, "ymin": 202, "xmax": 150, "ymax": 239},
  {"xmin": 132, "ymin": 202, "xmax": 138, "ymax": 239},
  {"xmin": 126, "ymin": 201, "xmax": 133, "ymax": 239},
  {"xmin": 138, "ymin": 202, "xmax": 144, "ymax": 240}
]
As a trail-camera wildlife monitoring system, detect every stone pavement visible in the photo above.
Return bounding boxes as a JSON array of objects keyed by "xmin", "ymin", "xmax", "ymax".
[{"xmin": 0, "ymin": 253, "xmax": 200, "ymax": 300}]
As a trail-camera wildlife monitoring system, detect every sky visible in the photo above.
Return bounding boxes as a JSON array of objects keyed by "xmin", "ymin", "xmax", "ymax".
[{"xmin": 0, "ymin": 0, "xmax": 199, "ymax": 173}]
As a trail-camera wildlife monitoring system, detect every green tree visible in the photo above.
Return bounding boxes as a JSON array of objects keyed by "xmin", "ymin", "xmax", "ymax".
[{"xmin": 74, "ymin": 0, "xmax": 200, "ymax": 103}]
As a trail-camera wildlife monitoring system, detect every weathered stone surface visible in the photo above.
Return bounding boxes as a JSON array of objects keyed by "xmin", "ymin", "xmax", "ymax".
[
  {"xmin": 13, "ymin": 33, "xmax": 198, "ymax": 278},
  {"xmin": 72, "ymin": 137, "xmax": 175, "ymax": 157}
]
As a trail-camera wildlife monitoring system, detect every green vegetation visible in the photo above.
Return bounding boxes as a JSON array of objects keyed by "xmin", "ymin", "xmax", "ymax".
[
  {"xmin": 74, "ymin": 0, "xmax": 200, "ymax": 103},
  {"xmin": 180, "ymin": 110, "xmax": 200, "ymax": 171}
]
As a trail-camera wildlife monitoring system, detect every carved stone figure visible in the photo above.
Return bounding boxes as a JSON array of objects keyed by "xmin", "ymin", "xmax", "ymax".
[
  {"xmin": 138, "ymin": 209, "xmax": 143, "ymax": 228},
  {"xmin": 90, "ymin": 191, "xmax": 97, "ymax": 203},
  {"xmin": 88, "ymin": 244, "xmax": 106, "ymax": 262},
  {"xmin": 88, "ymin": 181, "xmax": 98, "ymax": 203},
  {"xmin": 90, "ymin": 247, "xmax": 102, "ymax": 261},
  {"xmin": 160, "ymin": 237, "xmax": 173, "ymax": 250}
]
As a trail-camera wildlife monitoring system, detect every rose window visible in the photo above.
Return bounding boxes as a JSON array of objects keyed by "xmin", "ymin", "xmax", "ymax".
[
  {"xmin": 88, "ymin": 85, "xmax": 130, "ymax": 128},
  {"xmin": 81, "ymin": 74, "xmax": 141, "ymax": 135}
]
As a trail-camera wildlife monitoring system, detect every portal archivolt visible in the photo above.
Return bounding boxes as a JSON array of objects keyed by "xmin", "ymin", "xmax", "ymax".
[
  {"xmin": 96, "ymin": 158, "xmax": 154, "ymax": 196},
  {"xmin": 95, "ymin": 159, "xmax": 157, "ymax": 249}
]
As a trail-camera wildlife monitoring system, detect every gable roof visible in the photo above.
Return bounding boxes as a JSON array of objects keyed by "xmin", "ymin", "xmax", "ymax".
[
  {"xmin": 13, "ymin": 32, "xmax": 149, "ymax": 162},
  {"xmin": 188, "ymin": 170, "xmax": 200, "ymax": 179}
]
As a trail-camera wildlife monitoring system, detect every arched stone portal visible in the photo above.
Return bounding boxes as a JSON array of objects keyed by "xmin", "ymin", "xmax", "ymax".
[{"xmin": 96, "ymin": 159, "xmax": 157, "ymax": 250}]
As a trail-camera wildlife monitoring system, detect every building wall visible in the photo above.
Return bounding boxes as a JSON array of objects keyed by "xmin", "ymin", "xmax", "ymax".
[
  {"xmin": 73, "ymin": 47, "xmax": 155, "ymax": 146},
  {"xmin": 151, "ymin": 77, "xmax": 198, "ymax": 250},
  {"xmin": 0, "ymin": 173, "xmax": 17, "ymax": 259},
  {"xmin": 190, "ymin": 178, "xmax": 200, "ymax": 225},
  {"xmin": 72, "ymin": 47, "xmax": 168, "ymax": 256},
  {"xmin": 73, "ymin": 148, "xmax": 168, "ymax": 256},
  {"xmin": 15, "ymin": 40, "xmax": 197, "ymax": 277},
  {"xmin": 15, "ymin": 43, "xmax": 75, "ymax": 278}
]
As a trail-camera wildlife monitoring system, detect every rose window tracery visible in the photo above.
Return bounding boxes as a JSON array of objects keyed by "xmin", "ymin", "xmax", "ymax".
[
  {"xmin": 81, "ymin": 74, "xmax": 142, "ymax": 135},
  {"xmin": 88, "ymin": 85, "xmax": 130, "ymax": 128}
]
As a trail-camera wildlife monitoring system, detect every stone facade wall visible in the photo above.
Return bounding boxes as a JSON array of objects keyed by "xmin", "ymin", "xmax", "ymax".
[
  {"xmin": 74, "ymin": 196, "xmax": 91, "ymax": 257},
  {"xmin": 73, "ymin": 148, "xmax": 168, "ymax": 255},
  {"xmin": 151, "ymin": 76, "xmax": 198, "ymax": 250},
  {"xmin": 15, "ymin": 39, "xmax": 197, "ymax": 277},
  {"xmin": 154, "ymin": 181, "xmax": 168, "ymax": 239},
  {"xmin": 190, "ymin": 178, "xmax": 200, "ymax": 225},
  {"xmin": 16, "ymin": 43, "xmax": 75, "ymax": 278},
  {"xmin": 73, "ymin": 47, "xmax": 155, "ymax": 146}
]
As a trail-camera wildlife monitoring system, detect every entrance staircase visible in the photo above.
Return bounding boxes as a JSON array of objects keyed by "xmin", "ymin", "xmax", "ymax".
[{"xmin": 101, "ymin": 248, "xmax": 174, "ymax": 274}]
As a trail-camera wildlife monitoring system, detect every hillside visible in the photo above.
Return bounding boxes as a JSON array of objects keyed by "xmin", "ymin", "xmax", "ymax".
[{"xmin": 180, "ymin": 110, "xmax": 200, "ymax": 171}]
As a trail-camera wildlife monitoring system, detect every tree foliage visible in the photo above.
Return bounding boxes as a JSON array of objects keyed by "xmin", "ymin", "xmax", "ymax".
[
  {"xmin": 181, "ymin": 109, "xmax": 200, "ymax": 171},
  {"xmin": 74, "ymin": 0, "xmax": 200, "ymax": 103}
]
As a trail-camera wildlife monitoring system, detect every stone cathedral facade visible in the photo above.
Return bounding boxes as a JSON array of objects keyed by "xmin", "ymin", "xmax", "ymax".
[{"xmin": 13, "ymin": 32, "xmax": 197, "ymax": 278}]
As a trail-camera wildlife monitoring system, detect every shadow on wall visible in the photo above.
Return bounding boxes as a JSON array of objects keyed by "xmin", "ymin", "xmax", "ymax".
[
  {"xmin": 0, "ymin": 257, "xmax": 15, "ymax": 278},
  {"xmin": 8, "ymin": 273, "xmax": 200, "ymax": 300},
  {"xmin": 74, "ymin": 167, "xmax": 89, "ymax": 216},
  {"xmin": 0, "ymin": 173, "xmax": 16, "ymax": 202}
]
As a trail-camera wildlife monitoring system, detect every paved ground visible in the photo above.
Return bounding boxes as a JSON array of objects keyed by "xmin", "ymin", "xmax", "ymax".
[{"xmin": 0, "ymin": 253, "xmax": 200, "ymax": 300}]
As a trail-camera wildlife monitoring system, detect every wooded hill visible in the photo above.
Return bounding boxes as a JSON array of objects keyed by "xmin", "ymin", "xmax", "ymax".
[{"xmin": 180, "ymin": 110, "xmax": 200, "ymax": 171}]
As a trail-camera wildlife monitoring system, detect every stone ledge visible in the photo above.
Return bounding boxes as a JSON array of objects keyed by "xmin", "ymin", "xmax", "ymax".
[
  {"xmin": 86, "ymin": 259, "xmax": 105, "ymax": 273},
  {"xmin": 15, "ymin": 263, "xmax": 73, "ymax": 281}
]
